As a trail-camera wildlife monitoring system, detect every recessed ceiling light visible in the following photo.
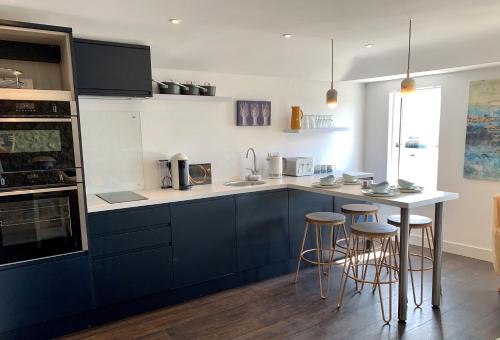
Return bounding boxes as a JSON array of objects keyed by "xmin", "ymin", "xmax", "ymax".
[
  {"xmin": 365, "ymin": 43, "xmax": 374, "ymax": 48},
  {"xmin": 282, "ymin": 33, "xmax": 293, "ymax": 38},
  {"xmin": 169, "ymin": 18, "xmax": 182, "ymax": 24}
]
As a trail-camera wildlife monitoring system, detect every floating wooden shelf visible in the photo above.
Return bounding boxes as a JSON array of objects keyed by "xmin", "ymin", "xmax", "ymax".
[
  {"xmin": 284, "ymin": 127, "xmax": 350, "ymax": 133},
  {"xmin": 152, "ymin": 93, "xmax": 232, "ymax": 102},
  {"xmin": 0, "ymin": 89, "xmax": 73, "ymax": 101}
]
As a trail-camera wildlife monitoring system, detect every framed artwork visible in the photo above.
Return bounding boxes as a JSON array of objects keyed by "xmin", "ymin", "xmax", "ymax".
[
  {"xmin": 236, "ymin": 100, "xmax": 271, "ymax": 126},
  {"xmin": 463, "ymin": 79, "xmax": 500, "ymax": 181}
]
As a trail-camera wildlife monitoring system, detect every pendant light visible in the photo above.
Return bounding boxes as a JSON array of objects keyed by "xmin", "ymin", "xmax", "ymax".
[
  {"xmin": 401, "ymin": 18, "xmax": 416, "ymax": 95},
  {"xmin": 326, "ymin": 38, "xmax": 338, "ymax": 108}
]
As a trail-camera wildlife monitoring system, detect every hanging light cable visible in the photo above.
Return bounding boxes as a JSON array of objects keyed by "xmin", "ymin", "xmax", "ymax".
[
  {"xmin": 326, "ymin": 38, "xmax": 338, "ymax": 108},
  {"xmin": 401, "ymin": 18, "xmax": 416, "ymax": 95},
  {"xmin": 397, "ymin": 18, "xmax": 416, "ymax": 180}
]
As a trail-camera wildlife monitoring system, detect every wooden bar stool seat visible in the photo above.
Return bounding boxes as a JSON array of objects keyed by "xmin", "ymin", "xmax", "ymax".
[
  {"xmin": 295, "ymin": 212, "xmax": 346, "ymax": 299},
  {"xmin": 337, "ymin": 222, "xmax": 398, "ymax": 323},
  {"xmin": 387, "ymin": 214, "xmax": 432, "ymax": 228},
  {"xmin": 387, "ymin": 214, "xmax": 434, "ymax": 307},
  {"xmin": 341, "ymin": 204, "xmax": 379, "ymax": 217},
  {"xmin": 305, "ymin": 212, "xmax": 345, "ymax": 224}
]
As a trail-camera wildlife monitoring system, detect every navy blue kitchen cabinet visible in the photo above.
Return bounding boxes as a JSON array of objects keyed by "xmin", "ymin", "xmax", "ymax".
[
  {"xmin": 93, "ymin": 245, "xmax": 173, "ymax": 307},
  {"xmin": 288, "ymin": 189, "xmax": 335, "ymax": 259},
  {"xmin": 171, "ymin": 197, "xmax": 236, "ymax": 287},
  {"xmin": 74, "ymin": 38, "xmax": 152, "ymax": 97},
  {"xmin": 88, "ymin": 206, "xmax": 173, "ymax": 307},
  {"xmin": 236, "ymin": 190, "xmax": 289, "ymax": 271},
  {"xmin": 0, "ymin": 254, "xmax": 92, "ymax": 334}
]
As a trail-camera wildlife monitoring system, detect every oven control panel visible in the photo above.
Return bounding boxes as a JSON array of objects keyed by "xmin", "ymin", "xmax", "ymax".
[
  {"xmin": 0, "ymin": 100, "xmax": 72, "ymax": 117},
  {"xmin": 0, "ymin": 169, "xmax": 79, "ymax": 191}
]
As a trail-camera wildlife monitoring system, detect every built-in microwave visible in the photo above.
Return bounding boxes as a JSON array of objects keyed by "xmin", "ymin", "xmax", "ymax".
[{"xmin": 0, "ymin": 100, "xmax": 81, "ymax": 190}]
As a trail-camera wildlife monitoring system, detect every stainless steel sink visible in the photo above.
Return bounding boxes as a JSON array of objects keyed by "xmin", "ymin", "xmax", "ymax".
[{"xmin": 224, "ymin": 180, "xmax": 267, "ymax": 187}]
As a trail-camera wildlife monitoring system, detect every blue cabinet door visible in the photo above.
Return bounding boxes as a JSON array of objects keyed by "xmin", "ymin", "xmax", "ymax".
[
  {"xmin": 288, "ymin": 189, "xmax": 334, "ymax": 259},
  {"xmin": 236, "ymin": 190, "xmax": 289, "ymax": 271},
  {"xmin": 0, "ymin": 254, "xmax": 92, "ymax": 333},
  {"xmin": 74, "ymin": 38, "xmax": 152, "ymax": 97},
  {"xmin": 171, "ymin": 197, "xmax": 236, "ymax": 287},
  {"xmin": 93, "ymin": 245, "xmax": 173, "ymax": 307}
]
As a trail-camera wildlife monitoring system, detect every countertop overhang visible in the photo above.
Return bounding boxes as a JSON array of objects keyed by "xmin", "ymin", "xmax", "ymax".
[{"xmin": 86, "ymin": 173, "xmax": 459, "ymax": 213}]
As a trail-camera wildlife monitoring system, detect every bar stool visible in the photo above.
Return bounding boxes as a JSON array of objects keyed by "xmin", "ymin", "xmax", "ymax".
[
  {"xmin": 387, "ymin": 214, "xmax": 434, "ymax": 307},
  {"xmin": 337, "ymin": 204, "xmax": 379, "ymax": 251},
  {"xmin": 294, "ymin": 212, "xmax": 346, "ymax": 299},
  {"xmin": 337, "ymin": 222, "xmax": 398, "ymax": 323}
]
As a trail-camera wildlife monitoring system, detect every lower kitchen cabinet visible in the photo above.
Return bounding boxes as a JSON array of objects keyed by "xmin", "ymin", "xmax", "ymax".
[
  {"xmin": 288, "ymin": 189, "xmax": 334, "ymax": 259},
  {"xmin": 0, "ymin": 254, "xmax": 92, "ymax": 334},
  {"xmin": 93, "ymin": 245, "xmax": 173, "ymax": 307},
  {"xmin": 236, "ymin": 190, "xmax": 289, "ymax": 271},
  {"xmin": 171, "ymin": 197, "xmax": 236, "ymax": 287},
  {"xmin": 88, "ymin": 207, "xmax": 173, "ymax": 307}
]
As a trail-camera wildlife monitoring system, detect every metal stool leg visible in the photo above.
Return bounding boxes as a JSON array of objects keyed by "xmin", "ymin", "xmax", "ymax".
[
  {"xmin": 294, "ymin": 221, "xmax": 309, "ymax": 283},
  {"xmin": 337, "ymin": 233, "xmax": 356, "ymax": 308},
  {"xmin": 316, "ymin": 224, "xmax": 334, "ymax": 299},
  {"xmin": 373, "ymin": 237, "xmax": 393, "ymax": 324}
]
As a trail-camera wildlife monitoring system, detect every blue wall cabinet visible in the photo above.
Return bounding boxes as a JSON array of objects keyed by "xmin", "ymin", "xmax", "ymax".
[
  {"xmin": 0, "ymin": 254, "xmax": 92, "ymax": 333},
  {"xmin": 288, "ymin": 190, "xmax": 334, "ymax": 259},
  {"xmin": 236, "ymin": 190, "xmax": 289, "ymax": 271},
  {"xmin": 171, "ymin": 197, "xmax": 236, "ymax": 287},
  {"xmin": 74, "ymin": 38, "xmax": 152, "ymax": 97}
]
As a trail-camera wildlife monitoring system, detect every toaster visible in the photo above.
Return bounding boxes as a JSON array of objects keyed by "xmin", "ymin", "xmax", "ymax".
[{"xmin": 282, "ymin": 157, "xmax": 314, "ymax": 177}]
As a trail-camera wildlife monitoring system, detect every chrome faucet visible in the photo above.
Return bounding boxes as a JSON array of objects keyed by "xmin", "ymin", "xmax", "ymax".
[{"xmin": 245, "ymin": 147, "xmax": 258, "ymax": 175}]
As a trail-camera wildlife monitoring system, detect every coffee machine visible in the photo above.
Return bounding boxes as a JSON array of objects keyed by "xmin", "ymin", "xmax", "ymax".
[{"xmin": 170, "ymin": 153, "xmax": 190, "ymax": 190}]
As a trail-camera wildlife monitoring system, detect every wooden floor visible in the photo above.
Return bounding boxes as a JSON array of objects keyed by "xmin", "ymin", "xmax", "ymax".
[{"xmin": 65, "ymin": 251, "xmax": 500, "ymax": 340}]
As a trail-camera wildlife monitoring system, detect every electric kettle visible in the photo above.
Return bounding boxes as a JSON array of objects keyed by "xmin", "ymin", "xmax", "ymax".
[{"xmin": 267, "ymin": 153, "xmax": 283, "ymax": 178}]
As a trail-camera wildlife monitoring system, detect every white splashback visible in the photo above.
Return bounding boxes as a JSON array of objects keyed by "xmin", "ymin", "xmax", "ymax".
[
  {"xmin": 79, "ymin": 67, "xmax": 365, "ymax": 192},
  {"xmin": 79, "ymin": 110, "xmax": 145, "ymax": 194}
]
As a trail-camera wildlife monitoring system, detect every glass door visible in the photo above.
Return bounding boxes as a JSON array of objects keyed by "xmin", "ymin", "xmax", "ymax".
[{"xmin": 388, "ymin": 87, "xmax": 442, "ymax": 189}]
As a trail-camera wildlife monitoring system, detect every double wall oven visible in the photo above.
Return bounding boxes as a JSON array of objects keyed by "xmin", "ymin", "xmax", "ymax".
[{"xmin": 0, "ymin": 100, "xmax": 87, "ymax": 265}]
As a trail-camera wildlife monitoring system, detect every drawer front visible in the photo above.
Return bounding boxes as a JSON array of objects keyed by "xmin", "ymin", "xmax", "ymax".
[
  {"xmin": 93, "ymin": 246, "xmax": 173, "ymax": 307},
  {"xmin": 90, "ymin": 225, "xmax": 171, "ymax": 257},
  {"xmin": 88, "ymin": 205, "xmax": 171, "ymax": 237}
]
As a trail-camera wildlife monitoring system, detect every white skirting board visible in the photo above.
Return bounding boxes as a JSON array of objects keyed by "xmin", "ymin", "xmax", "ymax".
[{"xmin": 409, "ymin": 234, "xmax": 492, "ymax": 262}]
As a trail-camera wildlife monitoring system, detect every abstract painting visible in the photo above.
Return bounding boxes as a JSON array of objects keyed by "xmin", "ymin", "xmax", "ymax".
[
  {"xmin": 236, "ymin": 100, "xmax": 271, "ymax": 126},
  {"xmin": 463, "ymin": 79, "xmax": 500, "ymax": 181}
]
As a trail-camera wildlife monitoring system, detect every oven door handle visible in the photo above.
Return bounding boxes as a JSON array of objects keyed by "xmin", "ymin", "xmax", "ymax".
[
  {"xmin": 0, "ymin": 118, "xmax": 72, "ymax": 123},
  {"xmin": 0, "ymin": 186, "xmax": 78, "ymax": 197}
]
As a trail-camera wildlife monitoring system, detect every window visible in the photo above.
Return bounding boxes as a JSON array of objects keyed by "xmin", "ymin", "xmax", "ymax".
[{"xmin": 387, "ymin": 87, "xmax": 442, "ymax": 189}]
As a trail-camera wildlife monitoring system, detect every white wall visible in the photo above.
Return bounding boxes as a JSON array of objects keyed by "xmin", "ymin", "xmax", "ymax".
[
  {"xmin": 364, "ymin": 66, "xmax": 500, "ymax": 261},
  {"xmin": 79, "ymin": 68, "xmax": 365, "ymax": 191}
]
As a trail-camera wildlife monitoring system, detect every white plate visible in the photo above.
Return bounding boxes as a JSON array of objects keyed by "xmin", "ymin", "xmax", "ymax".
[
  {"xmin": 312, "ymin": 182, "xmax": 343, "ymax": 189},
  {"xmin": 343, "ymin": 180, "xmax": 360, "ymax": 185},
  {"xmin": 399, "ymin": 186, "xmax": 424, "ymax": 193},
  {"xmin": 361, "ymin": 189, "xmax": 399, "ymax": 197}
]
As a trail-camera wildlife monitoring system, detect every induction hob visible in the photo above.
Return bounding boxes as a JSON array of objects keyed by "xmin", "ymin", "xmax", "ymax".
[{"xmin": 96, "ymin": 191, "xmax": 148, "ymax": 204}]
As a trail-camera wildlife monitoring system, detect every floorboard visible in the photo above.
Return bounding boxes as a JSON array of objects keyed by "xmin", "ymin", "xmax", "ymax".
[{"xmin": 64, "ymin": 251, "xmax": 500, "ymax": 340}]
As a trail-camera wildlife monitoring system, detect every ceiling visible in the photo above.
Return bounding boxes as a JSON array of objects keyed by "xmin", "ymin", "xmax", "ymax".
[{"xmin": 1, "ymin": 0, "xmax": 500, "ymax": 81}]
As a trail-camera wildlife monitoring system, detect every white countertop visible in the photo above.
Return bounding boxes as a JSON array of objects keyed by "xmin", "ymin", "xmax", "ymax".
[{"xmin": 86, "ymin": 171, "xmax": 459, "ymax": 213}]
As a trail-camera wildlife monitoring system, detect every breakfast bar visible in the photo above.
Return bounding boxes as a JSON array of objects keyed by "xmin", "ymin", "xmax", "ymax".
[{"xmin": 87, "ymin": 175, "xmax": 459, "ymax": 323}]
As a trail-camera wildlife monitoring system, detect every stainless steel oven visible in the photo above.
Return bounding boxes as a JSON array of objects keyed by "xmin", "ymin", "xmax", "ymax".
[
  {"xmin": 0, "ymin": 185, "xmax": 87, "ymax": 265},
  {"xmin": 0, "ymin": 99, "xmax": 87, "ymax": 265}
]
